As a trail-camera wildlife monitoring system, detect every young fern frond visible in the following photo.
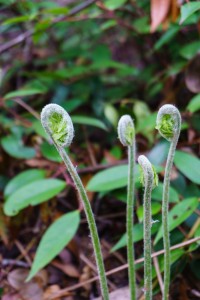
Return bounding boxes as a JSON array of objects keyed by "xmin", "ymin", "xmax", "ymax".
[
  {"xmin": 138, "ymin": 155, "xmax": 158, "ymax": 300},
  {"xmin": 156, "ymin": 104, "xmax": 181, "ymax": 300},
  {"xmin": 41, "ymin": 104, "xmax": 109, "ymax": 300},
  {"xmin": 118, "ymin": 115, "xmax": 136, "ymax": 300}
]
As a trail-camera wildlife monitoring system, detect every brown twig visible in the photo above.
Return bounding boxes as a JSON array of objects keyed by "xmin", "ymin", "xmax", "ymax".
[
  {"xmin": 46, "ymin": 236, "xmax": 200, "ymax": 299},
  {"xmin": 13, "ymin": 98, "xmax": 40, "ymax": 119},
  {"xmin": 152, "ymin": 253, "xmax": 164, "ymax": 294}
]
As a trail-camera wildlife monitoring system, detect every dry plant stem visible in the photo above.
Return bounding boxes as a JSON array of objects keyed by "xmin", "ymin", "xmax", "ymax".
[
  {"xmin": 57, "ymin": 146, "xmax": 109, "ymax": 300},
  {"xmin": 127, "ymin": 145, "xmax": 136, "ymax": 300}
]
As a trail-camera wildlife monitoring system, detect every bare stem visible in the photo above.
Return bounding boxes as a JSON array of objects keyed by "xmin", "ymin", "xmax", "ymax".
[
  {"xmin": 162, "ymin": 136, "xmax": 179, "ymax": 300},
  {"xmin": 127, "ymin": 145, "xmax": 136, "ymax": 300},
  {"xmin": 57, "ymin": 146, "xmax": 109, "ymax": 300},
  {"xmin": 143, "ymin": 174, "xmax": 152, "ymax": 300}
]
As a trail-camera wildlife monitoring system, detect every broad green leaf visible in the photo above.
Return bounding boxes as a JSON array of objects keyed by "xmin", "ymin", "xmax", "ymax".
[
  {"xmin": 87, "ymin": 165, "xmax": 139, "ymax": 192},
  {"xmin": 62, "ymin": 99, "xmax": 83, "ymax": 113},
  {"xmin": 26, "ymin": 210, "xmax": 80, "ymax": 281},
  {"xmin": 41, "ymin": 141, "xmax": 62, "ymax": 162},
  {"xmin": 3, "ymin": 15, "xmax": 31, "ymax": 25},
  {"xmin": 4, "ymin": 179, "xmax": 66, "ymax": 216},
  {"xmin": 4, "ymin": 169, "xmax": 46, "ymax": 198},
  {"xmin": 187, "ymin": 94, "xmax": 200, "ymax": 113},
  {"xmin": 111, "ymin": 222, "xmax": 160, "ymax": 252},
  {"xmin": 105, "ymin": 0, "xmax": 127, "ymax": 10},
  {"xmin": 147, "ymin": 141, "xmax": 169, "ymax": 165},
  {"xmin": 154, "ymin": 26, "xmax": 179, "ymax": 51},
  {"xmin": 72, "ymin": 116, "xmax": 107, "ymax": 131},
  {"xmin": 133, "ymin": 16, "xmax": 150, "ymax": 34},
  {"xmin": 154, "ymin": 197, "xmax": 199, "ymax": 244},
  {"xmin": 152, "ymin": 183, "xmax": 179, "ymax": 203},
  {"xmin": 179, "ymin": 41, "xmax": 200, "ymax": 59},
  {"xmin": 180, "ymin": 2, "xmax": 200, "ymax": 24},
  {"xmin": 1, "ymin": 135, "xmax": 36, "ymax": 159},
  {"xmin": 32, "ymin": 120, "xmax": 48, "ymax": 139},
  {"xmin": 4, "ymin": 88, "xmax": 46, "ymax": 99},
  {"xmin": 174, "ymin": 151, "xmax": 200, "ymax": 184},
  {"xmin": 42, "ymin": 7, "xmax": 69, "ymax": 15}
]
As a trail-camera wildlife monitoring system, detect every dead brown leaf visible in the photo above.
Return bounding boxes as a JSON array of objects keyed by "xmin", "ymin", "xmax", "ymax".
[
  {"xmin": 94, "ymin": 286, "xmax": 143, "ymax": 300},
  {"xmin": 150, "ymin": 0, "xmax": 171, "ymax": 32},
  {"xmin": 7, "ymin": 268, "xmax": 48, "ymax": 300},
  {"xmin": 52, "ymin": 260, "xmax": 80, "ymax": 278}
]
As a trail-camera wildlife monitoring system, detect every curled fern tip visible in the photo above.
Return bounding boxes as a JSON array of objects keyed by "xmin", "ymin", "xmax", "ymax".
[
  {"xmin": 156, "ymin": 104, "xmax": 181, "ymax": 142},
  {"xmin": 118, "ymin": 115, "xmax": 135, "ymax": 146},
  {"xmin": 41, "ymin": 104, "xmax": 74, "ymax": 147}
]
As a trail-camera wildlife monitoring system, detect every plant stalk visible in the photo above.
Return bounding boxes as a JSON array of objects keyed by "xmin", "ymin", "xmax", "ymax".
[
  {"xmin": 162, "ymin": 136, "xmax": 179, "ymax": 300},
  {"xmin": 127, "ymin": 144, "xmax": 136, "ymax": 300},
  {"xmin": 143, "ymin": 172, "xmax": 152, "ymax": 300},
  {"xmin": 58, "ymin": 146, "xmax": 109, "ymax": 300}
]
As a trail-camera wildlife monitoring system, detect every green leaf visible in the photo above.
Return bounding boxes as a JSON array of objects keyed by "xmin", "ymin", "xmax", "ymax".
[
  {"xmin": 154, "ymin": 26, "xmax": 179, "ymax": 51},
  {"xmin": 3, "ymin": 15, "xmax": 31, "ymax": 25},
  {"xmin": 152, "ymin": 183, "xmax": 179, "ymax": 203},
  {"xmin": 4, "ymin": 179, "xmax": 66, "ymax": 216},
  {"xmin": 154, "ymin": 197, "xmax": 199, "ymax": 244},
  {"xmin": 43, "ymin": 7, "xmax": 69, "ymax": 15},
  {"xmin": 180, "ymin": 2, "xmax": 200, "ymax": 24},
  {"xmin": 87, "ymin": 165, "xmax": 139, "ymax": 192},
  {"xmin": 32, "ymin": 120, "xmax": 48, "ymax": 139},
  {"xmin": 26, "ymin": 210, "xmax": 80, "ymax": 281},
  {"xmin": 1, "ymin": 135, "xmax": 36, "ymax": 159},
  {"xmin": 179, "ymin": 41, "xmax": 200, "ymax": 59},
  {"xmin": 41, "ymin": 141, "xmax": 62, "ymax": 162},
  {"xmin": 4, "ymin": 88, "xmax": 46, "ymax": 100},
  {"xmin": 72, "ymin": 116, "xmax": 108, "ymax": 131},
  {"xmin": 187, "ymin": 94, "xmax": 200, "ymax": 113},
  {"xmin": 104, "ymin": 0, "xmax": 127, "ymax": 10},
  {"xmin": 4, "ymin": 169, "xmax": 46, "ymax": 199},
  {"xmin": 174, "ymin": 151, "xmax": 200, "ymax": 184},
  {"xmin": 111, "ymin": 222, "xmax": 160, "ymax": 252}
]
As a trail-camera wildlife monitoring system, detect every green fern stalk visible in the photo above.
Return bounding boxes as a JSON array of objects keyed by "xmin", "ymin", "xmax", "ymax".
[
  {"xmin": 118, "ymin": 115, "xmax": 136, "ymax": 300},
  {"xmin": 156, "ymin": 104, "xmax": 181, "ymax": 300},
  {"xmin": 41, "ymin": 104, "xmax": 109, "ymax": 300},
  {"xmin": 138, "ymin": 155, "xmax": 158, "ymax": 300}
]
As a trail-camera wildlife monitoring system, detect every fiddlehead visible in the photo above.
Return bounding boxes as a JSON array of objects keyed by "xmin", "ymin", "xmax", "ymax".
[{"xmin": 41, "ymin": 103, "xmax": 74, "ymax": 147}]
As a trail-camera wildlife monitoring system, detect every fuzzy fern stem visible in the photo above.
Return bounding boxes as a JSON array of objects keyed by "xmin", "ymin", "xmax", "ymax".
[
  {"xmin": 138, "ymin": 155, "xmax": 157, "ymax": 300},
  {"xmin": 41, "ymin": 104, "xmax": 109, "ymax": 300},
  {"xmin": 156, "ymin": 104, "xmax": 181, "ymax": 300},
  {"xmin": 118, "ymin": 115, "xmax": 136, "ymax": 300}
]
